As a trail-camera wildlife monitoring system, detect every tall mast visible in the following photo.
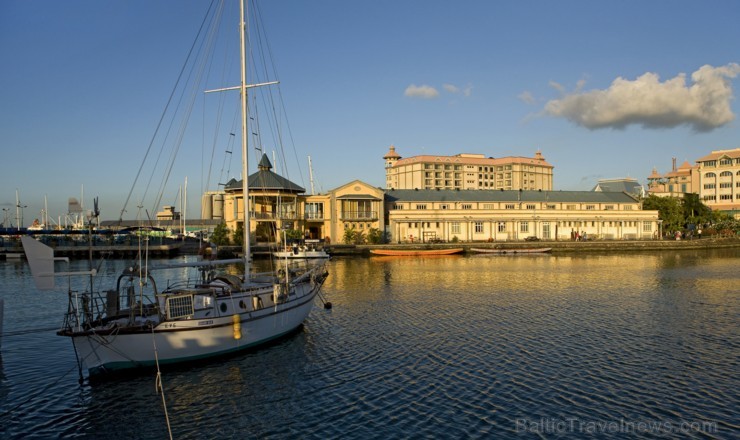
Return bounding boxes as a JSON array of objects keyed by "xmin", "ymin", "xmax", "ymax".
[
  {"xmin": 183, "ymin": 176, "xmax": 187, "ymax": 240},
  {"xmin": 239, "ymin": 0, "xmax": 250, "ymax": 279},
  {"xmin": 308, "ymin": 156, "xmax": 315, "ymax": 195}
]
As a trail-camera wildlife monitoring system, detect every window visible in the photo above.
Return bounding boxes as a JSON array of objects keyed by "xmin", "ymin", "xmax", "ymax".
[
  {"xmin": 566, "ymin": 204, "xmax": 577, "ymax": 210},
  {"xmin": 720, "ymin": 194, "xmax": 733, "ymax": 200},
  {"xmin": 392, "ymin": 204, "xmax": 403, "ymax": 210},
  {"xmin": 505, "ymin": 204, "xmax": 515, "ymax": 209},
  {"xmin": 643, "ymin": 222, "xmax": 652, "ymax": 232},
  {"xmin": 498, "ymin": 222, "xmax": 506, "ymax": 232},
  {"xmin": 441, "ymin": 204, "xmax": 449, "ymax": 210},
  {"xmin": 586, "ymin": 205, "xmax": 595, "ymax": 210},
  {"xmin": 704, "ymin": 183, "xmax": 715, "ymax": 189},
  {"xmin": 604, "ymin": 205, "xmax": 615, "ymax": 210},
  {"xmin": 624, "ymin": 205, "xmax": 633, "ymax": 210},
  {"xmin": 483, "ymin": 204, "xmax": 494, "ymax": 209},
  {"xmin": 461, "ymin": 204, "xmax": 472, "ymax": 210},
  {"xmin": 520, "ymin": 222, "xmax": 529, "ymax": 233},
  {"xmin": 451, "ymin": 222, "xmax": 461, "ymax": 234},
  {"xmin": 720, "ymin": 182, "xmax": 732, "ymax": 188},
  {"xmin": 526, "ymin": 204, "xmax": 536, "ymax": 210},
  {"xmin": 305, "ymin": 202, "xmax": 324, "ymax": 220},
  {"xmin": 416, "ymin": 204, "xmax": 427, "ymax": 210},
  {"xmin": 474, "ymin": 222, "xmax": 483, "ymax": 233},
  {"xmin": 719, "ymin": 158, "xmax": 732, "ymax": 166}
]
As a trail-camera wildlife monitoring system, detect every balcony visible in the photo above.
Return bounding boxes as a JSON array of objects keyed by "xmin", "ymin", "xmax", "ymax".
[
  {"xmin": 249, "ymin": 210, "xmax": 300, "ymax": 220},
  {"xmin": 304, "ymin": 212, "xmax": 325, "ymax": 221},
  {"xmin": 340, "ymin": 210, "xmax": 378, "ymax": 221}
]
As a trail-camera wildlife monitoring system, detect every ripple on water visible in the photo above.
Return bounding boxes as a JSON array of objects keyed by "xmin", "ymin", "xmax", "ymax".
[{"xmin": 0, "ymin": 250, "xmax": 737, "ymax": 439}]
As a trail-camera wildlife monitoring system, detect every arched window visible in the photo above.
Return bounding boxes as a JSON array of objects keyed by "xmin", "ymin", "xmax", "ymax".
[
  {"xmin": 705, "ymin": 172, "xmax": 716, "ymax": 178},
  {"xmin": 720, "ymin": 171, "xmax": 732, "ymax": 177}
]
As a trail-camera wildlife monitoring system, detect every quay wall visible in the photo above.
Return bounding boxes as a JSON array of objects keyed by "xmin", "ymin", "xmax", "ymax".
[{"xmin": 333, "ymin": 237, "xmax": 740, "ymax": 257}]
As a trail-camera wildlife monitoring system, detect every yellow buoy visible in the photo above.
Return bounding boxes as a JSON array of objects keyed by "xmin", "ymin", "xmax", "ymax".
[{"xmin": 232, "ymin": 314, "xmax": 241, "ymax": 340}]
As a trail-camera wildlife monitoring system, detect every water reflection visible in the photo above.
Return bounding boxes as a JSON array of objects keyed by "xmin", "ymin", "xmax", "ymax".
[{"xmin": 0, "ymin": 248, "xmax": 737, "ymax": 438}]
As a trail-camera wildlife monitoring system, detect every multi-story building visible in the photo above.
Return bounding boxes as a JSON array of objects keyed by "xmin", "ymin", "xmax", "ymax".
[
  {"xmin": 385, "ymin": 189, "xmax": 660, "ymax": 242},
  {"xmin": 201, "ymin": 154, "xmax": 385, "ymax": 244},
  {"xmin": 200, "ymin": 153, "xmax": 660, "ymax": 244},
  {"xmin": 647, "ymin": 158, "xmax": 698, "ymax": 198},
  {"xmin": 695, "ymin": 148, "xmax": 740, "ymax": 215},
  {"xmin": 383, "ymin": 145, "xmax": 553, "ymax": 191}
]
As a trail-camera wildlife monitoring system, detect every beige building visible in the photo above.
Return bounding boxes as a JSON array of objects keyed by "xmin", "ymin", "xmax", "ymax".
[
  {"xmin": 383, "ymin": 145, "xmax": 553, "ymax": 191},
  {"xmin": 200, "ymin": 153, "xmax": 660, "ymax": 244},
  {"xmin": 647, "ymin": 158, "xmax": 699, "ymax": 198},
  {"xmin": 386, "ymin": 189, "xmax": 660, "ymax": 242},
  {"xmin": 303, "ymin": 181, "xmax": 385, "ymax": 243},
  {"xmin": 695, "ymin": 148, "xmax": 740, "ymax": 215},
  {"xmin": 201, "ymin": 155, "xmax": 385, "ymax": 244},
  {"xmin": 647, "ymin": 149, "xmax": 740, "ymax": 216}
]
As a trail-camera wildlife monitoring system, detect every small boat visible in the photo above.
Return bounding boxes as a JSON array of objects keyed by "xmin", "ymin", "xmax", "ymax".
[
  {"xmin": 274, "ymin": 244, "xmax": 330, "ymax": 259},
  {"xmin": 370, "ymin": 248, "xmax": 464, "ymax": 256},
  {"xmin": 470, "ymin": 247, "xmax": 552, "ymax": 254}
]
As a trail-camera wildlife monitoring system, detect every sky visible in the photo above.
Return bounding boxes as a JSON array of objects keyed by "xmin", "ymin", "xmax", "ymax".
[{"xmin": 2, "ymin": 0, "xmax": 740, "ymax": 226}]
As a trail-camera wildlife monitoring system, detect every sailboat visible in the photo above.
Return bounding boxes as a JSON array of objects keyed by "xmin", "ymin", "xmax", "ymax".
[{"xmin": 21, "ymin": 0, "xmax": 329, "ymax": 377}]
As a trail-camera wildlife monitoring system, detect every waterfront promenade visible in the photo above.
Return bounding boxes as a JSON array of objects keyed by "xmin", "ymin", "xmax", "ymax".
[{"xmin": 2, "ymin": 236, "xmax": 738, "ymax": 260}]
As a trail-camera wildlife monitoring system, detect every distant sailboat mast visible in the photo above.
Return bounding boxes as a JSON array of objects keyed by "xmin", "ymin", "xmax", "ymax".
[{"xmin": 308, "ymin": 156, "xmax": 315, "ymax": 195}]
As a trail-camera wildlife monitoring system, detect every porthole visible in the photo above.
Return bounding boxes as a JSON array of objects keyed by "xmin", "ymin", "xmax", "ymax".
[{"xmin": 220, "ymin": 303, "xmax": 228, "ymax": 313}]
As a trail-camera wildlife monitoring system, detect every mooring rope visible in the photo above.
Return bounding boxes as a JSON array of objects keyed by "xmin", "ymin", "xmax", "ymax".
[{"xmin": 152, "ymin": 329, "xmax": 173, "ymax": 440}]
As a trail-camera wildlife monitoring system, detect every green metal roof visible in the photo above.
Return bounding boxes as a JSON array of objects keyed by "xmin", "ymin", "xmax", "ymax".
[
  {"xmin": 385, "ymin": 189, "xmax": 639, "ymax": 204},
  {"xmin": 224, "ymin": 154, "xmax": 305, "ymax": 193}
]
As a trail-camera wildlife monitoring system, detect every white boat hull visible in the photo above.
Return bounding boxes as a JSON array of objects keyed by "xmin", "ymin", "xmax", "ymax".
[
  {"xmin": 273, "ymin": 251, "xmax": 330, "ymax": 259},
  {"xmin": 72, "ymin": 290, "xmax": 317, "ymax": 375}
]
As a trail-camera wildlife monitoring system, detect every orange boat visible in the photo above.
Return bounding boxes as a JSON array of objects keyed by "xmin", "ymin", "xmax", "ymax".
[{"xmin": 369, "ymin": 248, "xmax": 464, "ymax": 256}]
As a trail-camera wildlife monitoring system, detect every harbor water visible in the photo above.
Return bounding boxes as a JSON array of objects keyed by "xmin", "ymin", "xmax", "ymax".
[{"xmin": 0, "ymin": 249, "xmax": 737, "ymax": 439}]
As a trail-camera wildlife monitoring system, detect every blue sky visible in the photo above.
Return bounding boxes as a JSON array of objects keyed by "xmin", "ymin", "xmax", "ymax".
[{"xmin": 2, "ymin": 0, "xmax": 740, "ymax": 225}]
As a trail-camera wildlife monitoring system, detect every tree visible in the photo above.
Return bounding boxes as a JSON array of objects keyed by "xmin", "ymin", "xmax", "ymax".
[
  {"xmin": 642, "ymin": 195, "xmax": 683, "ymax": 234},
  {"xmin": 231, "ymin": 223, "xmax": 244, "ymax": 246},
  {"xmin": 210, "ymin": 222, "xmax": 230, "ymax": 246},
  {"xmin": 343, "ymin": 226, "xmax": 366, "ymax": 244},
  {"xmin": 366, "ymin": 227, "xmax": 384, "ymax": 244},
  {"xmin": 681, "ymin": 193, "xmax": 713, "ymax": 227},
  {"xmin": 284, "ymin": 228, "xmax": 303, "ymax": 242}
]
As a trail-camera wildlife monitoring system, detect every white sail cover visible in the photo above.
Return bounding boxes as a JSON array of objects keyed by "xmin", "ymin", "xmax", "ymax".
[{"xmin": 21, "ymin": 236, "xmax": 56, "ymax": 290}]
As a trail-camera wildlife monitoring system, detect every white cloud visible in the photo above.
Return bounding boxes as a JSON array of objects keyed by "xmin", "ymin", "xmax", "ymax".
[
  {"xmin": 404, "ymin": 84, "xmax": 439, "ymax": 99},
  {"xmin": 443, "ymin": 83, "xmax": 459, "ymax": 94},
  {"xmin": 518, "ymin": 91, "xmax": 535, "ymax": 105},
  {"xmin": 548, "ymin": 80, "xmax": 566, "ymax": 94},
  {"xmin": 544, "ymin": 63, "xmax": 740, "ymax": 132}
]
